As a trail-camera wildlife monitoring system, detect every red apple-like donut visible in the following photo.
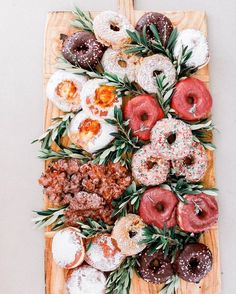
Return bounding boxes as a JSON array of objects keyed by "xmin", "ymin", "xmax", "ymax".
[
  {"xmin": 177, "ymin": 193, "xmax": 218, "ymax": 233},
  {"xmin": 139, "ymin": 187, "xmax": 178, "ymax": 228},
  {"xmin": 124, "ymin": 95, "xmax": 165, "ymax": 140},
  {"xmin": 171, "ymin": 78, "xmax": 212, "ymax": 121}
]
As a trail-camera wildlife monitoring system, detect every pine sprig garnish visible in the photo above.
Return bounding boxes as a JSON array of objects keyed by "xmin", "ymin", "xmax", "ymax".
[
  {"xmin": 76, "ymin": 218, "xmax": 113, "ymax": 238},
  {"xmin": 106, "ymin": 256, "xmax": 138, "ymax": 294},
  {"xmin": 71, "ymin": 6, "xmax": 94, "ymax": 32},
  {"xmin": 32, "ymin": 205, "xmax": 68, "ymax": 231},
  {"xmin": 141, "ymin": 225, "xmax": 201, "ymax": 262},
  {"xmin": 112, "ymin": 181, "xmax": 146, "ymax": 218},
  {"xmin": 159, "ymin": 275, "xmax": 180, "ymax": 294}
]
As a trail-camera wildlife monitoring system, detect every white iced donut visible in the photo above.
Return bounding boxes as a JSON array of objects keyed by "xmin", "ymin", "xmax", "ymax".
[
  {"xmin": 136, "ymin": 54, "xmax": 176, "ymax": 93},
  {"xmin": 173, "ymin": 29, "xmax": 209, "ymax": 68},
  {"xmin": 101, "ymin": 48, "xmax": 139, "ymax": 82},
  {"xmin": 52, "ymin": 227, "xmax": 85, "ymax": 269},
  {"xmin": 93, "ymin": 11, "xmax": 134, "ymax": 49},
  {"xmin": 66, "ymin": 265, "xmax": 106, "ymax": 294},
  {"xmin": 46, "ymin": 70, "xmax": 88, "ymax": 112},
  {"xmin": 81, "ymin": 79, "xmax": 122, "ymax": 119},
  {"xmin": 68, "ymin": 111, "xmax": 117, "ymax": 153}
]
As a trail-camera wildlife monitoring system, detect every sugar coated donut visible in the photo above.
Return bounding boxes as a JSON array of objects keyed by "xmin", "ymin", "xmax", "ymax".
[
  {"xmin": 177, "ymin": 193, "xmax": 218, "ymax": 233},
  {"xmin": 52, "ymin": 227, "xmax": 85, "ymax": 269},
  {"xmin": 46, "ymin": 70, "xmax": 88, "ymax": 112},
  {"xmin": 136, "ymin": 54, "xmax": 176, "ymax": 93},
  {"xmin": 132, "ymin": 144, "xmax": 170, "ymax": 186},
  {"xmin": 173, "ymin": 29, "xmax": 209, "ymax": 68},
  {"xmin": 171, "ymin": 77, "xmax": 212, "ymax": 121},
  {"xmin": 93, "ymin": 11, "xmax": 134, "ymax": 49},
  {"xmin": 151, "ymin": 118, "xmax": 193, "ymax": 160},
  {"xmin": 138, "ymin": 249, "xmax": 173, "ymax": 284},
  {"xmin": 62, "ymin": 32, "xmax": 105, "ymax": 69},
  {"xmin": 124, "ymin": 95, "xmax": 165, "ymax": 140},
  {"xmin": 139, "ymin": 187, "xmax": 178, "ymax": 228},
  {"xmin": 172, "ymin": 142, "xmax": 208, "ymax": 182},
  {"xmin": 174, "ymin": 243, "xmax": 212, "ymax": 283},
  {"xmin": 66, "ymin": 265, "xmax": 106, "ymax": 294},
  {"xmin": 101, "ymin": 48, "xmax": 139, "ymax": 82},
  {"xmin": 81, "ymin": 79, "xmax": 121, "ymax": 119},
  {"xmin": 135, "ymin": 12, "xmax": 173, "ymax": 46},
  {"xmin": 112, "ymin": 214, "xmax": 146, "ymax": 256},
  {"xmin": 85, "ymin": 233, "xmax": 125, "ymax": 272}
]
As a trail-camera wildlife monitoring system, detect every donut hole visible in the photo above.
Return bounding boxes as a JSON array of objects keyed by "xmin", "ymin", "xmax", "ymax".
[
  {"xmin": 140, "ymin": 112, "xmax": 149, "ymax": 121},
  {"xmin": 149, "ymin": 258, "xmax": 160, "ymax": 271},
  {"xmin": 184, "ymin": 156, "xmax": 195, "ymax": 166},
  {"xmin": 76, "ymin": 44, "xmax": 89, "ymax": 54},
  {"xmin": 167, "ymin": 133, "xmax": 176, "ymax": 145},
  {"xmin": 153, "ymin": 70, "xmax": 163, "ymax": 77},
  {"xmin": 196, "ymin": 209, "xmax": 206, "ymax": 218},
  {"xmin": 155, "ymin": 202, "xmax": 165, "ymax": 212},
  {"xmin": 110, "ymin": 23, "xmax": 120, "ymax": 32},
  {"xmin": 118, "ymin": 59, "xmax": 127, "ymax": 68},
  {"xmin": 189, "ymin": 257, "xmax": 200, "ymax": 270},
  {"xmin": 186, "ymin": 96, "xmax": 195, "ymax": 105},
  {"xmin": 146, "ymin": 160, "xmax": 156, "ymax": 170},
  {"xmin": 128, "ymin": 230, "xmax": 137, "ymax": 238}
]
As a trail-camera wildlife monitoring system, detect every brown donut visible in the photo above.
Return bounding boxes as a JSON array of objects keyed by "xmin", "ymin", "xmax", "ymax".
[
  {"xmin": 174, "ymin": 243, "xmax": 212, "ymax": 283},
  {"xmin": 62, "ymin": 32, "xmax": 105, "ymax": 69},
  {"xmin": 135, "ymin": 12, "xmax": 173, "ymax": 47},
  {"xmin": 138, "ymin": 249, "xmax": 173, "ymax": 284}
]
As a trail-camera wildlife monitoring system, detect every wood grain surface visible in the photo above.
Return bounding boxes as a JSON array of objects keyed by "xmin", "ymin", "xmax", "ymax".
[{"xmin": 43, "ymin": 0, "xmax": 221, "ymax": 293}]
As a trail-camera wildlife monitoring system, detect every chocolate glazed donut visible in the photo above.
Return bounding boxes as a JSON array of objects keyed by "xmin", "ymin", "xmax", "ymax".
[
  {"xmin": 135, "ymin": 12, "xmax": 173, "ymax": 46},
  {"xmin": 62, "ymin": 32, "xmax": 106, "ymax": 69}
]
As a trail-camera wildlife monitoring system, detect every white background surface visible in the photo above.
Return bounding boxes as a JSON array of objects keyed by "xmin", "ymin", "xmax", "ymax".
[{"xmin": 0, "ymin": 0, "xmax": 235, "ymax": 293}]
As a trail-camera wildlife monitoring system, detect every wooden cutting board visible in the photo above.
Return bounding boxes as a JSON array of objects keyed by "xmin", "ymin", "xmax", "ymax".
[{"xmin": 43, "ymin": 0, "xmax": 221, "ymax": 293}]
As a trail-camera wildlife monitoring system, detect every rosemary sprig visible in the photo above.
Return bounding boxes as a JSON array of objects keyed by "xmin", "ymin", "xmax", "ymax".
[
  {"xmin": 141, "ymin": 225, "xmax": 201, "ymax": 262},
  {"xmin": 112, "ymin": 181, "xmax": 146, "ymax": 218},
  {"xmin": 76, "ymin": 218, "xmax": 113, "ymax": 238},
  {"xmin": 71, "ymin": 6, "xmax": 94, "ymax": 32},
  {"xmin": 106, "ymin": 256, "xmax": 138, "ymax": 294},
  {"xmin": 159, "ymin": 275, "xmax": 180, "ymax": 294}
]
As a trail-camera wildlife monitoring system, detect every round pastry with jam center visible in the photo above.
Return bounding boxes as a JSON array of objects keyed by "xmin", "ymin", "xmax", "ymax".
[{"xmin": 174, "ymin": 243, "xmax": 212, "ymax": 283}]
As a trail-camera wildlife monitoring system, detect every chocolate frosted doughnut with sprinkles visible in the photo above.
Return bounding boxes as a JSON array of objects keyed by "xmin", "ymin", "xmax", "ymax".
[
  {"xmin": 62, "ymin": 32, "xmax": 105, "ymax": 69},
  {"xmin": 151, "ymin": 118, "xmax": 193, "ymax": 160},
  {"xmin": 93, "ymin": 11, "xmax": 134, "ymax": 49},
  {"xmin": 174, "ymin": 243, "xmax": 212, "ymax": 283},
  {"xmin": 138, "ymin": 249, "xmax": 173, "ymax": 284},
  {"xmin": 135, "ymin": 12, "xmax": 174, "ymax": 47},
  {"xmin": 132, "ymin": 144, "xmax": 170, "ymax": 186},
  {"xmin": 136, "ymin": 54, "xmax": 176, "ymax": 93},
  {"xmin": 172, "ymin": 142, "xmax": 208, "ymax": 182}
]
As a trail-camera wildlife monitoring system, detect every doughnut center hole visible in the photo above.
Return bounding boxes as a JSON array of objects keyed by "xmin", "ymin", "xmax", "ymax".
[
  {"xmin": 150, "ymin": 258, "xmax": 160, "ymax": 271},
  {"xmin": 167, "ymin": 133, "xmax": 176, "ymax": 145},
  {"xmin": 184, "ymin": 156, "xmax": 195, "ymax": 166},
  {"xmin": 129, "ymin": 230, "xmax": 137, "ymax": 238},
  {"xmin": 110, "ymin": 23, "xmax": 120, "ymax": 31},
  {"xmin": 189, "ymin": 257, "xmax": 199, "ymax": 270},
  {"xmin": 155, "ymin": 202, "xmax": 164, "ymax": 212},
  {"xmin": 187, "ymin": 96, "xmax": 195, "ymax": 105},
  {"xmin": 153, "ymin": 70, "xmax": 163, "ymax": 77},
  {"xmin": 118, "ymin": 59, "xmax": 127, "ymax": 68},
  {"xmin": 146, "ymin": 160, "xmax": 156, "ymax": 170},
  {"xmin": 77, "ymin": 44, "xmax": 89, "ymax": 54},
  {"xmin": 197, "ymin": 209, "xmax": 205, "ymax": 218},
  {"xmin": 141, "ymin": 113, "xmax": 149, "ymax": 121}
]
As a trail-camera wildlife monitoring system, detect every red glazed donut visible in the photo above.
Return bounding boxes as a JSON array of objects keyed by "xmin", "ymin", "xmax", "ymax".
[
  {"xmin": 139, "ymin": 187, "xmax": 178, "ymax": 228},
  {"xmin": 171, "ymin": 78, "xmax": 212, "ymax": 121},
  {"xmin": 177, "ymin": 193, "xmax": 218, "ymax": 233},
  {"xmin": 124, "ymin": 95, "xmax": 165, "ymax": 140}
]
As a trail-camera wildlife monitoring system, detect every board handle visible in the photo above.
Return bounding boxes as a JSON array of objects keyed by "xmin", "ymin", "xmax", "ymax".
[{"xmin": 118, "ymin": 0, "xmax": 135, "ymax": 23}]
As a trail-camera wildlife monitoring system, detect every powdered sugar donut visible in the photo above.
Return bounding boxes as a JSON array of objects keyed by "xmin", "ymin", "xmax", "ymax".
[
  {"xmin": 173, "ymin": 29, "xmax": 209, "ymax": 68},
  {"xmin": 132, "ymin": 144, "xmax": 170, "ymax": 186},
  {"xmin": 151, "ymin": 118, "xmax": 193, "ymax": 160},
  {"xmin": 52, "ymin": 227, "xmax": 85, "ymax": 269},
  {"xmin": 81, "ymin": 79, "xmax": 121, "ymax": 119},
  {"xmin": 112, "ymin": 214, "xmax": 146, "ymax": 256},
  {"xmin": 101, "ymin": 48, "xmax": 139, "ymax": 82},
  {"xmin": 66, "ymin": 265, "xmax": 106, "ymax": 294},
  {"xmin": 93, "ymin": 11, "xmax": 134, "ymax": 49},
  {"xmin": 85, "ymin": 234, "xmax": 125, "ymax": 272},
  {"xmin": 172, "ymin": 142, "xmax": 208, "ymax": 182},
  {"xmin": 136, "ymin": 54, "xmax": 176, "ymax": 93},
  {"xmin": 46, "ymin": 70, "xmax": 88, "ymax": 112}
]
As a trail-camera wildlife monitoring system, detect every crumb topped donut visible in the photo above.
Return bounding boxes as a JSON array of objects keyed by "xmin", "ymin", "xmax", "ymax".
[
  {"xmin": 81, "ymin": 79, "xmax": 121, "ymax": 119},
  {"xmin": 132, "ymin": 144, "xmax": 170, "ymax": 186},
  {"xmin": 52, "ymin": 227, "xmax": 85, "ymax": 269},
  {"xmin": 66, "ymin": 265, "xmax": 106, "ymax": 294},
  {"xmin": 138, "ymin": 249, "xmax": 173, "ymax": 284},
  {"xmin": 93, "ymin": 11, "xmax": 134, "ymax": 49},
  {"xmin": 85, "ymin": 233, "xmax": 125, "ymax": 272},
  {"xmin": 135, "ymin": 12, "xmax": 174, "ymax": 46},
  {"xmin": 112, "ymin": 214, "xmax": 146, "ymax": 256},
  {"xmin": 174, "ymin": 243, "xmax": 212, "ymax": 283},
  {"xmin": 172, "ymin": 142, "xmax": 208, "ymax": 182},
  {"xmin": 101, "ymin": 48, "xmax": 139, "ymax": 82},
  {"xmin": 151, "ymin": 118, "xmax": 193, "ymax": 160},
  {"xmin": 173, "ymin": 29, "xmax": 209, "ymax": 68},
  {"xmin": 136, "ymin": 54, "xmax": 176, "ymax": 93},
  {"xmin": 62, "ymin": 32, "xmax": 105, "ymax": 69}
]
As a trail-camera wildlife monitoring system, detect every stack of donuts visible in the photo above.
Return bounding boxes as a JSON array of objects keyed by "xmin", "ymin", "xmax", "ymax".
[{"xmin": 42, "ymin": 8, "xmax": 218, "ymax": 294}]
